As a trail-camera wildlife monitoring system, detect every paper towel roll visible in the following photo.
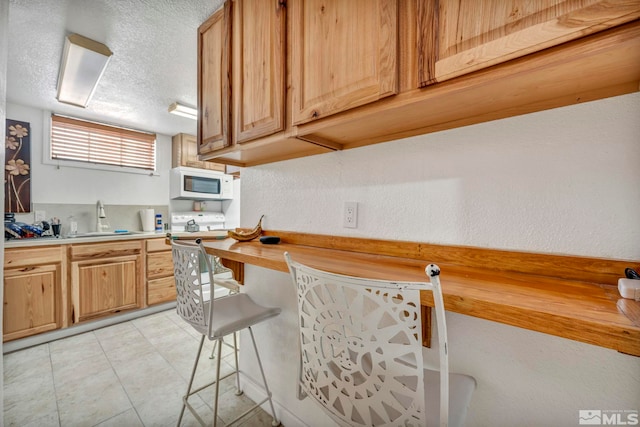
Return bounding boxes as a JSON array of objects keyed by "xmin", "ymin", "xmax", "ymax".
[{"xmin": 140, "ymin": 209, "xmax": 155, "ymax": 232}]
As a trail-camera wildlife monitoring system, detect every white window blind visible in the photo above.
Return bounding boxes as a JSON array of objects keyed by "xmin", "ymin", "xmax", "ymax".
[{"xmin": 51, "ymin": 114, "xmax": 156, "ymax": 171}]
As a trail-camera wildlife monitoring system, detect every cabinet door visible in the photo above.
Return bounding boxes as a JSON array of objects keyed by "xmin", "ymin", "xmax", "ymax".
[
  {"xmin": 72, "ymin": 256, "xmax": 139, "ymax": 322},
  {"xmin": 233, "ymin": 0, "xmax": 286, "ymax": 143},
  {"xmin": 290, "ymin": 0, "xmax": 398, "ymax": 125},
  {"xmin": 425, "ymin": 0, "xmax": 640, "ymax": 84},
  {"xmin": 198, "ymin": 1, "xmax": 232, "ymax": 155},
  {"xmin": 172, "ymin": 133, "xmax": 226, "ymax": 172},
  {"xmin": 3, "ymin": 265, "xmax": 61, "ymax": 341}
]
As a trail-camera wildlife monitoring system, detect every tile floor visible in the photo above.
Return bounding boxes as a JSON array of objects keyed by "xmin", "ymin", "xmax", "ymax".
[{"xmin": 3, "ymin": 309, "xmax": 279, "ymax": 427}]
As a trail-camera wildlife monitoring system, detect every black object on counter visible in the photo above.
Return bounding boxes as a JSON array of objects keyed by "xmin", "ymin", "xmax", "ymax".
[
  {"xmin": 260, "ymin": 236, "xmax": 280, "ymax": 245},
  {"xmin": 625, "ymin": 268, "xmax": 640, "ymax": 280}
]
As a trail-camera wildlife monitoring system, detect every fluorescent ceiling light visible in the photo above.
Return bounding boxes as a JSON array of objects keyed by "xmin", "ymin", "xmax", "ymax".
[
  {"xmin": 168, "ymin": 102, "xmax": 198, "ymax": 120},
  {"xmin": 56, "ymin": 34, "xmax": 113, "ymax": 108}
]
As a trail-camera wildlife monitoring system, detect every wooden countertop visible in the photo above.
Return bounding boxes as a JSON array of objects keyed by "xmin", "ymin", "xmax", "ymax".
[{"xmin": 202, "ymin": 231, "xmax": 640, "ymax": 357}]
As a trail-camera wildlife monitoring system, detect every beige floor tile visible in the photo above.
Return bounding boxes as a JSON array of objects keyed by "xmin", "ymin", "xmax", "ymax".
[
  {"xmin": 3, "ymin": 343, "xmax": 51, "ymax": 385},
  {"xmin": 101, "ymin": 336, "xmax": 157, "ymax": 367},
  {"xmin": 112, "ymin": 351, "xmax": 186, "ymax": 406},
  {"xmin": 134, "ymin": 381, "xmax": 210, "ymax": 427},
  {"xmin": 131, "ymin": 311, "xmax": 181, "ymax": 336},
  {"xmin": 238, "ymin": 408, "xmax": 281, "ymax": 427},
  {"xmin": 3, "ymin": 309, "xmax": 274, "ymax": 427},
  {"xmin": 52, "ymin": 352, "xmax": 113, "ymax": 389},
  {"xmin": 92, "ymin": 408, "xmax": 143, "ymax": 427},
  {"xmin": 3, "ymin": 368, "xmax": 58, "ymax": 426},
  {"xmin": 56, "ymin": 368, "xmax": 132, "ymax": 426},
  {"xmin": 3, "ymin": 410, "xmax": 59, "ymax": 427},
  {"xmin": 92, "ymin": 320, "xmax": 138, "ymax": 340},
  {"xmin": 93, "ymin": 322, "xmax": 151, "ymax": 353},
  {"xmin": 216, "ymin": 389, "xmax": 267, "ymax": 425},
  {"xmin": 49, "ymin": 332, "xmax": 105, "ymax": 368}
]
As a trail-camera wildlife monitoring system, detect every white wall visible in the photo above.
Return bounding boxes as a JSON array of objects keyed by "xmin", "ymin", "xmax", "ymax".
[
  {"xmin": 6, "ymin": 102, "xmax": 172, "ymax": 206},
  {"xmin": 0, "ymin": 0, "xmax": 10, "ymax": 415},
  {"xmin": 239, "ymin": 93, "xmax": 640, "ymax": 426}
]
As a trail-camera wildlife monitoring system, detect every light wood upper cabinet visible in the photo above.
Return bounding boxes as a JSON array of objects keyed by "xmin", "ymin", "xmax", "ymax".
[
  {"xmin": 420, "ymin": 0, "xmax": 640, "ymax": 85},
  {"xmin": 3, "ymin": 246, "xmax": 67, "ymax": 342},
  {"xmin": 232, "ymin": 0, "xmax": 286, "ymax": 144},
  {"xmin": 198, "ymin": 0, "xmax": 289, "ymax": 162},
  {"xmin": 290, "ymin": 0, "xmax": 399, "ymax": 125},
  {"xmin": 172, "ymin": 133, "xmax": 225, "ymax": 172},
  {"xmin": 198, "ymin": 2, "xmax": 232, "ymax": 155},
  {"xmin": 194, "ymin": 0, "xmax": 639, "ymax": 167}
]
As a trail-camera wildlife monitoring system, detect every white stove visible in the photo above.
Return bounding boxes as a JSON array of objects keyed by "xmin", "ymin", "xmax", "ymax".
[{"xmin": 170, "ymin": 211, "xmax": 226, "ymax": 233}]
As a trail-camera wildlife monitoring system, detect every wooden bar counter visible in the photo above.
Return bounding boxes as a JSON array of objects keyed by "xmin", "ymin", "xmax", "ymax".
[{"xmin": 202, "ymin": 231, "xmax": 640, "ymax": 357}]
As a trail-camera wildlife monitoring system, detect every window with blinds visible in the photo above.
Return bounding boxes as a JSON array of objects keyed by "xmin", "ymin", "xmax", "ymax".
[{"xmin": 50, "ymin": 114, "xmax": 156, "ymax": 171}]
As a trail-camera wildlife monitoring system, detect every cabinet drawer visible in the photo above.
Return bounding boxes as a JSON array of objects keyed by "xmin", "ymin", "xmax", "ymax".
[
  {"xmin": 148, "ymin": 276, "xmax": 176, "ymax": 305},
  {"xmin": 147, "ymin": 252, "xmax": 174, "ymax": 279},
  {"xmin": 146, "ymin": 238, "xmax": 170, "ymax": 253},
  {"xmin": 70, "ymin": 240, "xmax": 142, "ymax": 260},
  {"xmin": 5, "ymin": 246, "xmax": 64, "ymax": 268}
]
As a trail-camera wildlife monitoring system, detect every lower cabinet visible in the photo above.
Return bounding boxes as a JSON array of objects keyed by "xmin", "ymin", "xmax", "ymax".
[
  {"xmin": 70, "ymin": 240, "xmax": 143, "ymax": 323},
  {"xmin": 3, "ymin": 246, "xmax": 67, "ymax": 342},
  {"xmin": 146, "ymin": 238, "xmax": 176, "ymax": 305},
  {"xmin": 3, "ymin": 237, "xmax": 181, "ymax": 341}
]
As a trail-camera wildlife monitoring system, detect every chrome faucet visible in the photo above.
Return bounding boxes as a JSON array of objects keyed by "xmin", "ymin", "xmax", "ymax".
[{"xmin": 97, "ymin": 200, "xmax": 110, "ymax": 232}]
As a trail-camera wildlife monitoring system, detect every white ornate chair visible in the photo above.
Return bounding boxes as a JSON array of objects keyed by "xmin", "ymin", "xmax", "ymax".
[
  {"xmin": 172, "ymin": 239, "xmax": 281, "ymax": 427},
  {"xmin": 284, "ymin": 253, "xmax": 476, "ymax": 427}
]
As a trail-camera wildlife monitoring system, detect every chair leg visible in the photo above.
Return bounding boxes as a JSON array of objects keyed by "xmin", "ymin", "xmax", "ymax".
[
  {"xmin": 209, "ymin": 340, "xmax": 218, "ymax": 359},
  {"xmin": 248, "ymin": 327, "xmax": 280, "ymax": 427},
  {"xmin": 233, "ymin": 332, "xmax": 242, "ymax": 396},
  {"xmin": 209, "ymin": 333, "xmax": 237, "ymax": 359},
  {"xmin": 177, "ymin": 335, "xmax": 206, "ymax": 427},
  {"xmin": 212, "ymin": 337, "xmax": 223, "ymax": 427}
]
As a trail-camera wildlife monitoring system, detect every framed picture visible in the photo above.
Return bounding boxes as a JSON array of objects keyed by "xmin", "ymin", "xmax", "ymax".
[{"xmin": 5, "ymin": 119, "xmax": 31, "ymax": 213}]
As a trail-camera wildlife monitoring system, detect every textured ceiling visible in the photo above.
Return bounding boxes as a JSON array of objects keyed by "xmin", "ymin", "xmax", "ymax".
[{"xmin": 6, "ymin": 0, "xmax": 224, "ymax": 137}]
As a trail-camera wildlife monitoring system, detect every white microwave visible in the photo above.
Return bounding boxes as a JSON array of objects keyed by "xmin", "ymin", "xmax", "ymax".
[{"xmin": 170, "ymin": 167, "xmax": 233, "ymax": 200}]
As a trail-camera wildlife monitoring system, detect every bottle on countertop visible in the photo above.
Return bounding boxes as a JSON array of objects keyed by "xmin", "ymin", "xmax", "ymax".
[{"xmin": 155, "ymin": 213, "xmax": 163, "ymax": 232}]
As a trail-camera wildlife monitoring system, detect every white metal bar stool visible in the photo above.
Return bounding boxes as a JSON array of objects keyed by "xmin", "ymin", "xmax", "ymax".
[
  {"xmin": 205, "ymin": 255, "xmax": 240, "ymax": 360},
  {"xmin": 172, "ymin": 239, "xmax": 281, "ymax": 426},
  {"xmin": 285, "ymin": 252, "xmax": 476, "ymax": 427}
]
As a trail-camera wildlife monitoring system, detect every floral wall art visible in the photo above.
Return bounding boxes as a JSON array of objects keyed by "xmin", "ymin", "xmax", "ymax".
[{"xmin": 5, "ymin": 119, "xmax": 31, "ymax": 213}]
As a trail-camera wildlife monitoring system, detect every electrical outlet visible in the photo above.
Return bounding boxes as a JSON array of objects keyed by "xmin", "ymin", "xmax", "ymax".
[
  {"xmin": 343, "ymin": 202, "xmax": 358, "ymax": 228},
  {"xmin": 35, "ymin": 210, "xmax": 46, "ymax": 222}
]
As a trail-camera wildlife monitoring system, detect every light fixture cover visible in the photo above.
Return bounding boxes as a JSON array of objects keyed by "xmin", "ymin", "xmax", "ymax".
[
  {"xmin": 168, "ymin": 102, "xmax": 198, "ymax": 120},
  {"xmin": 56, "ymin": 34, "xmax": 112, "ymax": 108}
]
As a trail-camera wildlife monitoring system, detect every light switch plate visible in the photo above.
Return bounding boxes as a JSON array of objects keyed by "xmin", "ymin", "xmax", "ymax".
[{"xmin": 35, "ymin": 210, "xmax": 46, "ymax": 222}]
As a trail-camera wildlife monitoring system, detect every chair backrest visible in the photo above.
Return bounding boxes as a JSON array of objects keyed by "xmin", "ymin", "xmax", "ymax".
[
  {"xmin": 171, "ymin": 239, "xmax": 216, "ymax": 333},
  {"xmin": 285, "ymin": 253, "xmax": 449, "ymax": 427}
]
